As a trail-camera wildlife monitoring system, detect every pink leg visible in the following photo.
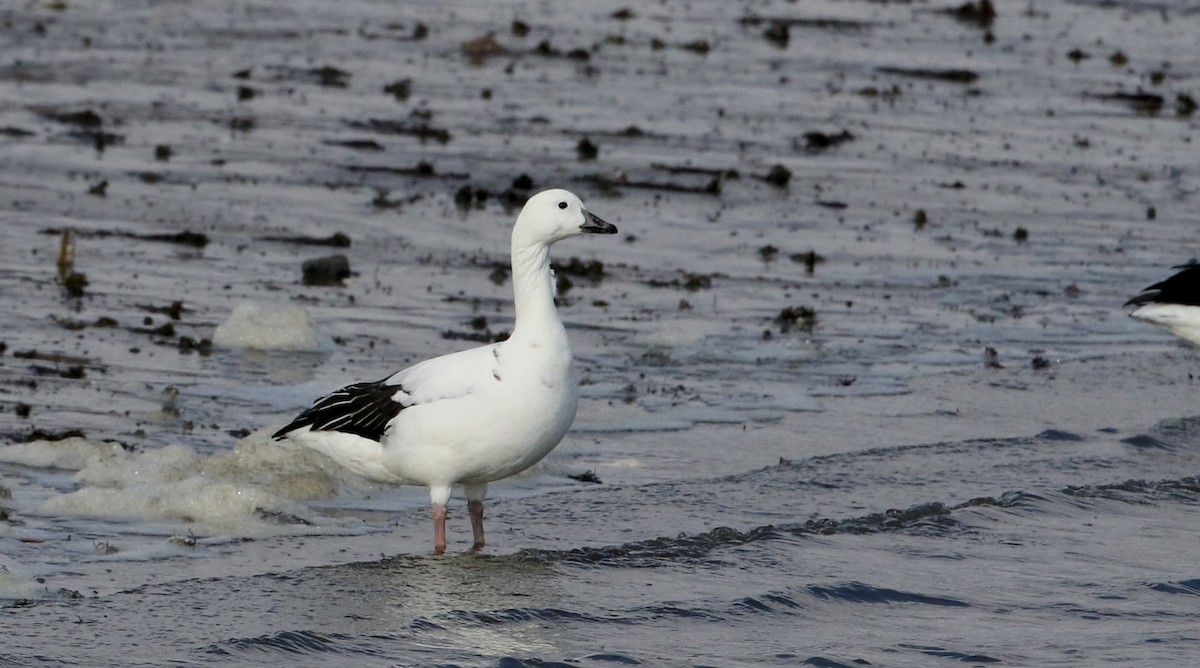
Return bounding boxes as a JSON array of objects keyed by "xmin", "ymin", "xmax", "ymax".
[
  {"xmin": 432, "ymin": 503, "xmax": 447, "ymax": 554},
  {"xmin": 468, "ymin": 499, "xmax": 485, "ymax": 551}
]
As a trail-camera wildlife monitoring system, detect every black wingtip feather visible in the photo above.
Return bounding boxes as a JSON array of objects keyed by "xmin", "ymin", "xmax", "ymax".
[
  {"xmin": 274, "ymin": 378, "xmax": 406, "ymax": 443},
  {"xmin": 1128, "ymin": 263, "xmax": 1200, "ymax": 308}
]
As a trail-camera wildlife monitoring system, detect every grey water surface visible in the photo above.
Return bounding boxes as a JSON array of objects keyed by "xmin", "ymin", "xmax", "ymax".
[{"xmin": 2, "ymin": 0, "xmax": 1200, "ymax": 666}]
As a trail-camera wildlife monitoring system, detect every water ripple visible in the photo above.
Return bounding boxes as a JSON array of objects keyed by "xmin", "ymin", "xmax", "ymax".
[
  {"xmin": 1149, "ymin": 579, "xmax": 1200, "ymax": 596},
  {"xmin": 898, "ymin": 643, "xmax": 1002, "ymax": 663},
  {"xmin": 807, "ymin": 582, "xmax": 970, "ymax": 607}
]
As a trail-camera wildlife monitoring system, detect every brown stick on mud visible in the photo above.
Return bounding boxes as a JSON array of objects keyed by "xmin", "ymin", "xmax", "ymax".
[{"xmin": 57, "ymin": 228, "xmax": 76, "ymax": 283}]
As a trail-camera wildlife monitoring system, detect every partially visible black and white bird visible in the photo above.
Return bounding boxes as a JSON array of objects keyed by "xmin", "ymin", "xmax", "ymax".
[
  {"xmin": 273, "ymin": 188, "xmax": 617, "ymax": 553},
  {"xmin": 1125, "ymin": 261, "xmax": 1200, "ymax": 346}
]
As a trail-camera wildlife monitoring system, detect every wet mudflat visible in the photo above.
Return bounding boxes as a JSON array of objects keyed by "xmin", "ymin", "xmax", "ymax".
[{"xmin": 2, "ymin": 0, "xmax": 1200, "ymax": 666}]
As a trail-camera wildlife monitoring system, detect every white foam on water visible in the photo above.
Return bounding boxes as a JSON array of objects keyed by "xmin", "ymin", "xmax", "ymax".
[
  {"xmin": 0, "ymin": 430, "xmax": 349, "ymax": 537},
  {"xmin": 0, "ymin": 556, "xmax": 41, "ymax": 600},
  {"xmin": 212, "ymin": 302, "xmax": 328, "ymax": 351},
  {"xmin": 0, "ymin": 436, "xmax": 126, "ymax": 471}
]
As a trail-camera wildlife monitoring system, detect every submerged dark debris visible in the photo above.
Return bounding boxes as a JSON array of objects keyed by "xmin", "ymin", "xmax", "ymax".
[
  {"xmin": 568, "ymin": 470, "xmax": 602, "ymax": 484},
  {"xmin": 553, "ymin": 257, "xmax": 607, "ymax": 284},
  {"xmin": 38, "ymin": 108, "xmax": 103, "ymax": 127},
  {"xmin": 143, "ymin": 231, "xmax": 209, "ymax": 248},
  {"xmin": 646, "ymin": 271, "xmax": 717, "ymax": 291},
  {"xmin": 773, "ymin": 306, "xmax": 817, "ymax": 334},
  {"xmin": 13, "ymin": 350, "xmax": 93, "ymax": 366},
  {"xmin": 130, "ymin": 321, "xmax": 176, "ymax": 338},
  {"xmin": 588, "ymin": 173, "xmax": 722, "ymax": 196},
  {"xmin": 762, "ymin": 22, "xmax": 789, "ymax": 49},
  {"xmin": 61, "ymin": 271, "xmax": 88, "ymax": 297},
  {"xmin": 324, "ymin": 139, "xmax": 384, "ymax": 152},
  {"xmin": 1096, "ymin": 90, "xmax": 1200, "ymax": 117},
  {"xmin": 577, "ymin": 137, "xmax": 599, "ymax": 161},
  {"xmin": 177, "ymin": 336, "xmax": 213, "ymax": 356},
  {"xmin": 239, "ymin": 64, "xmax": 351, "ymax": 88},
  {"xmin": 453, "ymin": 183, "xmax": 534, "ymax": 211},
  {"xmin": 984, "ymin": 346, "xmax": 1003, "ymax": 369},
  {"xmin": 800, "ymin": 130, "xmax": 855, "ymax": 152},
  {"xmin": 739, "ymin": 15, "xmax": 871, "ymax": 33},
  {"xmin": 346, "ymin": 118, "xmax": 451, "ymax": 144},
  {"xmin": 650, "ymin": 163, "xmax": 739, "ymax": 180},
  {"xmin": 42, "ymin": 228, "xmax": 211, "ymax": 248},
  {"xmin": 757, "ymin": 164, "xmax": 792, "ymax": 187},
  {"xmin": 1090, "ymin": 90, "xmax": 1164, "ymax": 115},
  {"xmin": 383, "ymin": 78, "xmax": 412, "ymax": 101},
  {"xmin": 371, "ymin": 190, "xmax": 427, "ymax": 210},
  {"xmin": 946, "ymin": 0, "xmax": 996, "ymax": 29},
  {"xmin": 814, "ymin": 200, "xmax": 847, "ymax": 209},
  {"xmin": 301, "ymin": 254, "xmax": 352, "ymax": 286},
  {"xmin": 344, "ymin": 162, "xmax": 463, "ymax": 180},
  {"xmin": 878, "ymin": 66, "xmax": 979, "ymax": 84},
  {"xmin": 53, "ymin": 316, "xmax": 116, "ymax": 331},
  {"xmin": 19, "ymin": 428, "xmax": 87, "ymax": 443},
  {"xmin": 259, "ymin": 232, "xmax": 351, "ymax": 247},
  {"xmin": 462, "ymin": 33, "xmax": 508, "ymax": 65},
  {"xmin": 534, "ymin": 39, "xmax": 591, "ymax": 61},
  {"xmin": 789, "ymin": 251, "xmax": 825, "ymax": 274},
  {"xmin": 138, "ymin": 301, "xmax": 187, "ymax": 320},
  {"xmin": 442, "ymin": 328, "xmax": 509, "ymax": 344}
]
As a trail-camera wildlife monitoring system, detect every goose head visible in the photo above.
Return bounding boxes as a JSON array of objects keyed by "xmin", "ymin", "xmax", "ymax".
[{"xmin": 512, "ymin": 189, "xmax": 617, "ymax": 248}]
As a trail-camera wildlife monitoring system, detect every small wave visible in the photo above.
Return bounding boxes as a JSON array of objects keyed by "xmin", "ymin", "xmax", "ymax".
[
  {"xmin": 440, "ymin": 606, "xmax": 621, "ymax": 626},
  {"xmin": 898, "ymin": 643, "xmax": 1001, "ymax": 663},
  {"xmin": 1149, "ymin": 579, "xmax": 1200, "ymax": 596},
  {"xmin": 638, "ymin": 604, "xmax": 725, "ymax": 622},
  {"xmin": 799, "ymin": 657, "xmax": 862, "ymax": 668},
  {"xmin": 807, "ymin": 582, "xmax": 969, "ymax": 607},
  {"xmin": 204, "ymin": 628, "xmax": 390, "ymax": 659},
  {"xmin": 804, "ymin": 501, "xmax": 958, "ymax": 536},
  {"xmin": 1148, "ymin": 415, "xmax": 1200, "ymax": 443},
  {"xmin": 516, "ymin": 492, "xmax": 1047, "ymax": 569},
  {"xmin": 495, "ymin": 658, "xmax": 580, "ymax": 668},
  {"xmin": 1063, "ymin": 477, "xmax": 1200, "ymax": 505},
  {"xmin": 515, "ymin": 524, "xmax": 785, "ymax": 568},
  {"xmin": 208, "ymin": 629, "xmax": 342, "ymax": 656},
  {"xmin": 1116, "ymin": 414, "xmax": 1200, "ymax": 452},
  {"xmin": 729, "ymin": 427, "xmax": 1104, "ymax": 489},
  {"xmin": 581, "ymin": 653, "xmax": 643, "ymax": 665},
  {"xmin": 1035, "ymin": 429, "xmax": 1085, "ymax": 442},
  {"xmin": 733, "ymin": 592, "xmax": 805, "ymax": 615},
  {"xmin": 519, "ymin": 487, "xmax": 1070, "ymax": 573},
  {"xmin": 1120, "ymin": 434, "xmax": 1178, "ymax": 450},
  {"xmin": 487, "ymin": 652, "xmax": 648, "ymax": 666}
]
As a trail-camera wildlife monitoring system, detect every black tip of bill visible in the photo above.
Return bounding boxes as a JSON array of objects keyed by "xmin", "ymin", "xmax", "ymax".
[{"xmin": 581, "ymin": 210, "xmax": 618, "ymax": 235}]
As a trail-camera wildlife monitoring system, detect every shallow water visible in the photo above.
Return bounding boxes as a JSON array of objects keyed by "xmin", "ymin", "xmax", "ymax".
[{"xmin": 2, "ymin": 0, "xmax": 1200, "ymax": 665}]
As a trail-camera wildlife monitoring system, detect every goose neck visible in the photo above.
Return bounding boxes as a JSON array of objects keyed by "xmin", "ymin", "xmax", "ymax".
[{"xmin": 509, "ymin": 241, "xmax": 563, "ymax": 342}]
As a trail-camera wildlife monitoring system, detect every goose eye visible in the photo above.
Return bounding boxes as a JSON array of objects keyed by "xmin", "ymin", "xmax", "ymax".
[{"xmin": 558, "ymin": 201, "xmax": 568, "ymax": 209}]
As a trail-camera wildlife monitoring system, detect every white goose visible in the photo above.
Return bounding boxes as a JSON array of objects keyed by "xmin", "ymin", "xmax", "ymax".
[
  {"xmin": 274, "ymin": 189, "xmax": 617, "ymax": 553},
  {"xmin": 1126, "ymin": 261, "xmax": 1200, "ymax": 346}
]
